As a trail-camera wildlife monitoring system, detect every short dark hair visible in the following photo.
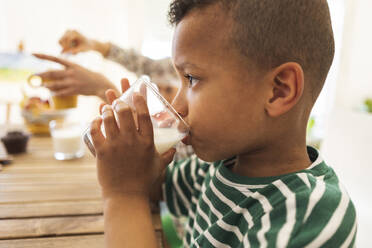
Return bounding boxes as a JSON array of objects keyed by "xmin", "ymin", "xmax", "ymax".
[{"xmin": 168, "ymin": 0, "xmax": 335, "ymax": 100}]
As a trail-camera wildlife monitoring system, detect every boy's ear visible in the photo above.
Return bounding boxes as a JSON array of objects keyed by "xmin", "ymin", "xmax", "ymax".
[{"xmin": 265, "ymin": 62, "xmax": 305, "ymax": 117}]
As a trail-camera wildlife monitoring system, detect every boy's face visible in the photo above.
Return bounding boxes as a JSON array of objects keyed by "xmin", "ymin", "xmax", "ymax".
[
  {"xmin": 171, "ymin": 4, "xmax": 270, "ymax": 162},
  {"xmin": 158, "ymin": 85, "xmax": 178, "ymax": 104}
]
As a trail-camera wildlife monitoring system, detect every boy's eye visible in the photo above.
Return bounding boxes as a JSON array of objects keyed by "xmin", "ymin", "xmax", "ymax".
[{"xmin": 184, "ymin": 74, "xmax": 200, "ymax": 88}]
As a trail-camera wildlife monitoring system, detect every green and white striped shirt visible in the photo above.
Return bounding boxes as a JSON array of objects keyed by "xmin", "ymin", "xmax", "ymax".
[{"xmin": 164, "ymin": 147, "xmax": 357, "ymax": 247}]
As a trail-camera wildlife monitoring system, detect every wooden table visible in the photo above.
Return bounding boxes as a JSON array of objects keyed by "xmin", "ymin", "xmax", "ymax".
[{"xmin": 0, "ymin": 136, "xmax": 164, "ymax": 248}]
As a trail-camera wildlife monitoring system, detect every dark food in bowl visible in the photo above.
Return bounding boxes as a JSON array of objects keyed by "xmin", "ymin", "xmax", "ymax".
[{"xmin": 1, "ymin": 131, "xmax": 30, "ymax": 154}]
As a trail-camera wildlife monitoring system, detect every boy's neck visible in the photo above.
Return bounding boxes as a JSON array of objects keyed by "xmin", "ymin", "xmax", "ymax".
[{"xmin": 231, "ymin": 139, "xmax": 312, "ymax": 178}]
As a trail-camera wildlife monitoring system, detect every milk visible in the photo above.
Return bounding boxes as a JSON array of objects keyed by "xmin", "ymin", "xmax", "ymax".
[
  {"xmin": 98, "ymin": 127, "xmax": 184, "ymax": 154},
  {"xmin": 84, "ymin": 125, "xmax": 186, "ymax": 157},
  {"xmin": 153, "ymin": 128, "xmax": 185, "ymax": 154},
  {"xmin": 51, "ymin": 127, "xmax": 84, "ymax": 156}
]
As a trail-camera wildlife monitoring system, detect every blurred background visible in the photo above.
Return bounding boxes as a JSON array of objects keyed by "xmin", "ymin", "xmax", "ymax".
[
  {"xmin": 0, "ymin": 0, "xmax": 371, "ymax": 246},
  {"xmin": 0, "ymin": 0, "xmax": 175, "ymax": 123}
]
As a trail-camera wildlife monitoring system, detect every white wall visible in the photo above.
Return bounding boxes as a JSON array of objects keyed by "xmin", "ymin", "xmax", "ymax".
[
  {"xmin": 0, "ymin": 0, "xmax": 133, "ymax": 54},
  {"xmin": 321, "ymin": 109, "xmax": 372, "ymax": 247},
  {"xmin": 0, "ymin": 0, "xmax": 173, "ymax": 56},
  {"xmin": 309, "ymin": 0, "xmax": 345, "ymax": 139},
  {"xmin": 0, "ymin": 0, "xmax": 173, "ymax": 124},
  {"xmin": 321, "ymin": 1, "xmax": 372, "ymax": 246},
  {"xmin": 334, "ymin": 0, "xmax": 372, "ymax": 110},
  {"xmin": 142, "ymin": 0, "xmax": 174, "ymax": 59}
]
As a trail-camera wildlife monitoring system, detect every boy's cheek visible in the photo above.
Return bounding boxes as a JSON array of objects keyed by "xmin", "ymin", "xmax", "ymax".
[{"xmin": 190, "ymin": 120, "xmax": 250, "ymax": 161}]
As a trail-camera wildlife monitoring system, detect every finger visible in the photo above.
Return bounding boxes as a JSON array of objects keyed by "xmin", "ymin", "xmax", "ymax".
[
  {"xmin": 60, "ymin": 30, "xmax": 76, "ymax": 44},
  {"xmin": 133, "ymin": 93, "xmax": 153, "ymax": 138},
  {"xmin": 67, "ymin": 30, "xmax": 80, "ymax": 40},
  {"xmin": 121, "ymin": 78, "xmax": 130, "ymax": 93},
  {"xmin": 105, "ymin": 89, "xmax": 118, "ymax": 105},
  {"xmin": 61, "ymin": 47, "xmax": 70, "ymax": 54},
  {"xmin": 59, "ymin": 36, "xmax": 75, "ymax": 50},
  {"xmin": 53, "ymin": 87, "xmax": 77, "ymax": 97},
  {"xmin": 61, "ymin": 47, "xmax": 81, "ymax": 54},
  {"xmin": 43, "ymin": 80, "xmax": 71, "ymax": 91},
  {"xmin": 59, "ymin": 33, "xmax": 69, "ymax": 49},
  {"xmin": 59, "ymin": 41, "xmax": 67, "ymax": 51},
  {"xmin": 67, "ymin": 47, "xmax": 84, "ymax": 54},
  {"xmin": 59, "ymin": 35, "xmax": 66, "ymax": 45},
  {"xmin": 60, "ymin": 38, "xmax": 77, "ymax": 53},
  {"xmin": 113, "ymin": 100, "xmax": 136, "ymax": 134},
  {"xmin": 38, "ymin": 70, "xmax": 68, "ymax": 81},
  {"xmin": 90, "ymin": 117, "xmax": 105, "ymax": 150},
  {"xmin": 140, "ymin": 83, "xmax": 147, "ymax": 99},
  {"xmin": 32, "ymin": 53, "xmax": 73, "ymax": 67},
  {"xmin": 102, "ymin": 105, "xmax": 119, "ymax": 139},
  {"xmin": 99, "ymin": 103, "xmax": 106, "ymax": 115},
  {"xmin": 104, "ymin": 78, "xmax": 130, "ymax": 105}
]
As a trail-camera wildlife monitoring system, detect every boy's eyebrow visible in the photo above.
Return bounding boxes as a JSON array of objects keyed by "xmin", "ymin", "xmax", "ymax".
[{"xmin": 174, "ymin": 61, "xmax": 202, "ymax": 70}]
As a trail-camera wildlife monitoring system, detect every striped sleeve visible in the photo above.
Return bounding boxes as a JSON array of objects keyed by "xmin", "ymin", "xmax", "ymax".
[
  {"xmin": 259, "ymin": 197, "xmax": 356, "ymax": 248},
  {"xmin": 251, "ymin": 177, "xmax": 357, "ymax": 248},
  {"xmin": 106, "ymin": 44, "xmax": 178, "ymax": 85},
  {"xmin": 285, "ymin": 177, "xmax": 357, "ymax": 248},
  {"xmin": 163, "ymin": 155, "xmax": 210, "ymax": 217}
]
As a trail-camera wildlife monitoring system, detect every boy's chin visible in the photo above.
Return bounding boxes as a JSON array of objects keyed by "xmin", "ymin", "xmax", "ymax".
[
  {"xmin": 193, "ymin": 148, "xmax": 227, "ymax": 163},
  {"xmin": 189, "ymin": 136, "xmax": 234, "ymax": 162}
]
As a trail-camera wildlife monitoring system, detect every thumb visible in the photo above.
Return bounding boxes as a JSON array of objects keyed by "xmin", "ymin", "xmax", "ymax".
[
  {"xmin": 68, "ymin": 47, "xmax": 83, "ymax": 55},
  {"xmin": 160, "ymin": 148, "xmax": 176, "ymax": 169},
  {"xmin": 61, "ymin": 47, "xmax": 82, "ymax": 55},
  {"xmin": 120, "ymin": 78, "xmax": 130, "ymax": 93}
]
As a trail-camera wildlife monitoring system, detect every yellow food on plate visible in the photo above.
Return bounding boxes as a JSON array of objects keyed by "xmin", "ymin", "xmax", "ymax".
[
  {"xmin": 23, "ymin": 121, "xmax": 50, "ymax": 135},
  {"xmin": 20, "ymin": 96, "xmax": 52, "ymax": 135}
]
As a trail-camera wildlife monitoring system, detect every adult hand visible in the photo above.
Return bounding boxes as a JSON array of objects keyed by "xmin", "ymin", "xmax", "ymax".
[
  {"xmin": 33, "ymin": 53, "xmax": 118, "ymax": 101},
  {"xmin": 59, "ymin": 30, "xmax": 111, "ymax": 56},
  {"xmin": 59, "ymin": 30, "xmax": 94, "ymax": 54}
]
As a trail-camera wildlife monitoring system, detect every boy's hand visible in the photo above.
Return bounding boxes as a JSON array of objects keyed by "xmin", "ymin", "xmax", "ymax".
[{"xmin": 91, "ymin": 79, "xmax": 175, "ymax": 199}]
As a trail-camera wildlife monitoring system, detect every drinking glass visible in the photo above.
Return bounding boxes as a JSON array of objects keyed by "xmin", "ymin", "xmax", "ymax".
[
  {"xmin": 50, "ymin": 119, "xmax": 85, "ymax": 160},
  {"xmin": 83, "ymin": 76, "xmax": 189, "ymax": 157}
]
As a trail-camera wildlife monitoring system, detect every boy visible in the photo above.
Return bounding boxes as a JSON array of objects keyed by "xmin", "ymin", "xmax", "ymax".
[{"xmin": 90, "ymin": 0, "xmax": 357, "ymax": 247}]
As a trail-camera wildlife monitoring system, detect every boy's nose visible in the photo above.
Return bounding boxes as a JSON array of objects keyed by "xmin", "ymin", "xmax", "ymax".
[{"xmin": 171, "ymin": 89, "xmax": 188, "ymax": 119}]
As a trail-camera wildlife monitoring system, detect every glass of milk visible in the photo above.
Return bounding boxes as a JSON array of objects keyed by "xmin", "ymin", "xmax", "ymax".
[
  {"xmin": 50, "ymin": 120, "xmax": 85, "ymax": 160},
  {"xmin": 83, "ymin": 76, "xmax": 190, "ymax": 157}
]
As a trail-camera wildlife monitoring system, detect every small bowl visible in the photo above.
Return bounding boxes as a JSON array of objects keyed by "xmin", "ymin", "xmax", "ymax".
[{"xmin": 21, "ymin": 109, "xmax": 71, "ymax": 135}]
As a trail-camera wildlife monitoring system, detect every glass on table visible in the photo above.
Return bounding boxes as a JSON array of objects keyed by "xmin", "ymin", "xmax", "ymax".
[
  {"xmin": 49, "ymin": 119, "xmax": 85, "ymax": 160},
  {"xmin": 83, "ymin": 76, "xmax": 190, "ymax": 157}
]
